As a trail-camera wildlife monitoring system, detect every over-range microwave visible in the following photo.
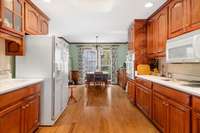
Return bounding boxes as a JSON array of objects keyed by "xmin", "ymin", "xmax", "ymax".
[{"xmin": 166, "ymin": 30, "xmax": 200, "ymax": 63}]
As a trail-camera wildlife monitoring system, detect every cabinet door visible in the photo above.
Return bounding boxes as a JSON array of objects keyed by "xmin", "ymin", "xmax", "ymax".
[
  {"xmin": 156, "ymin": 7, "xmax": 168, "ymax": 56},
  {"xmin": 147, "ymin": 20, "xmax": 154, "ymax": 57},
  {"xmin": 192, "ymin": 111, "xmax": 200, "ymax": 133},
  {"xmin": 187, "ymin": 0, "xmax": 200, "ymax": 31},
  {"xmin": 136, "ymin": 85, "xmax": 152, "ymax": 118},
  {"xmin": 152, "ymin": 17, "xmax": 158, "ymax": 56},
  {"xmin": 0, "ymin": 102, "xmax": 22, "ymax": 133},
  {"xmin": 128, "ymin": 81, "xmax": 135, "ymax": 103},
  {"xmin": 23, "ymin": 95, "xmax": 40, "ymax": 133},
  {"xmin": 128, "ymin": 26, "xmax": 133, "ymax": 51},
  {"xmin": 168, "ymin": 0, "xmax": 187, "ymax": 38},
  {"xmin": 25, "ymin": 2, "xmax": 40, "ymax": 34},
  {"xmin": 168, "ymin": 100, "xmax": 190, "ymax": 133},
  {"xmin": 39, "ymin": 16, "xmax": 49, "ymax": 35},
  {"xmin": 152, "ymin": 92, "xmax": 168, "ymax": 133}
]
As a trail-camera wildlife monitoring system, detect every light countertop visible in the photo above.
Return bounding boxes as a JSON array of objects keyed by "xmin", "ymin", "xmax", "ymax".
[
  {"xmin": 136, "ymin": 75, "xmax": 200, "ymax": 97},
  {"xmin": 0, "ymin": 79, "xmax": 44, "ymax": 95}
]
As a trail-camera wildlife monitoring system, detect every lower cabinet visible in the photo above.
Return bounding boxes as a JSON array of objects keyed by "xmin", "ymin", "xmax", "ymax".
[
  {"xmin": 127, "ymin": 80, "xmax": 135, "ymax": 103},
  {"xmin": 168, "ymin": 100, "xmax": 190, "ymax": 133},
  {"xmin": 0, "ymin": 102, "xmax": 22, "ymax": 133},
  {"xmin": 152, "ymin": 90, "xmax": 190, "ymax": 133},
  {"xmin": 136, "ymin": 84, "xmax": 152, "ymax": 119},
  {"xmin": 192, "ymin": 96, "xmax": 200, "ymax": 133},
  {"xmin": 0, "ymin": 83, "xmax": 41, "ymax": 133},
  {"xmin": 136, "ymin": 78, "xmax": 191, "ymax": 133},
  {"xmin": 22, "ymin": 95, "xmax": 40, "ymax": 133},
  {"xmin": 192, "ymin": 111, "xmax": 200, "ymax": 133},
  {"xmin": 152, "ymin": 92, "xmax": 168, "ymax": 133}
]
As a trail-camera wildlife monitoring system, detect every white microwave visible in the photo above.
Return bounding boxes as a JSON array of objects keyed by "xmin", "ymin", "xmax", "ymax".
[{"xmin": 166, "ymin": 30, "xmax": 200, "ymax": 63}]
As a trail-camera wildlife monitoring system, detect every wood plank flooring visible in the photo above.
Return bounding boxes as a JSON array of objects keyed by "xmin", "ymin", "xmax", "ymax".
[{"xmin": 36, "ymin": 85, "xmax": 159, "ymax": 133}]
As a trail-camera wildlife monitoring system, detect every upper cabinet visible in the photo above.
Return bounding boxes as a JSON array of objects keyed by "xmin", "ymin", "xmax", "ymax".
[
  {"xmin": 0, "ymin": 0, "xmax": 49, "ymax": 56},
  {"xmin": 131, "ymin": 20, "xmax": 148, "ymax": 68},
  {"xmin": 24, "ymin": 0, "xmax": 49, "ymax": 35},
  {"xmin": 39, "ymin": 16, "xmax": 49, "ymax": 35},
  {"xmin": 155, "ymin": 7, "xmax": 168, "ymax": 56},
  {"xmin": 146, "ymin": 0, "xmax": 200, "ymax": 58},
  {"xmin": 147, "ymin": 7, "xmax": 168, "ymax": 58},
  {"xmin": 24, "ymin": 2, "xmax": 40, "ymax": 34},
  {"xmin": 1, "ymin": 0, "xmax": 24, "ymax": 35},
  {"xmin": 168, "ymin": 0, "xmax": 187, "ymax": 38},
  {"xmin": 186, "ymin": 0, "xmax": 200, "ymax": 31},
  {"xmin": 0, "ymin": 0, "xmax": 24, "ymax": 55}
]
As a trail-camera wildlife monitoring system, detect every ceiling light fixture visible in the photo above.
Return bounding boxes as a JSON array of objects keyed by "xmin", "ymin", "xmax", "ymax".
[
  {"xmin": 43, "ymin": 0, "xmax": 51, "ymax": 3},
  {"xmin": 145, "ymin": 2, "xmax": 154, "ymax": 8}
]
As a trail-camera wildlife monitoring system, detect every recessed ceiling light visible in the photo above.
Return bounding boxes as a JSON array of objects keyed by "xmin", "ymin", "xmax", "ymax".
[
  {"xmin": 145, "ymin": 2, "xmax": 154, "ymax": 8},
  {"xmin": 43, "ymin": 0, "xmax": 51, "ymax": 3}
]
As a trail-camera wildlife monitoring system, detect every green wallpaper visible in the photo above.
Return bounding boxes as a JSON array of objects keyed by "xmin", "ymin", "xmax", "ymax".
[{"xmin": 69, "ymin": 44, "xmax": 128, "ymax": 71}]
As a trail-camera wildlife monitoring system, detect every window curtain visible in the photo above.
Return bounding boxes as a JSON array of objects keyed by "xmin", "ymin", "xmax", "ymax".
[
  {"xmin": 78, "ymin": 47, "xmax": 84, "ymax": 84},
  {"xmin": 111, "ymin": 46, "xmax": 118, "ymax": 84}
]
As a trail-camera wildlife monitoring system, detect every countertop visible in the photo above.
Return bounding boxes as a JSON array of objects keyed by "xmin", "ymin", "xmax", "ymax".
[
  {"xmin": 0, "ymin": 79, "xmax": 44, "ymax": 95},
  {"xmin": 136, "ymin": 75, "xmax": 200, "ymax": 97}
]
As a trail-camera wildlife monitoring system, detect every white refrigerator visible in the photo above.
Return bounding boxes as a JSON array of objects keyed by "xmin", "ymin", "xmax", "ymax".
[{"xmin": 16, "ymin": 35, "xmax": 69, "ymax": 126}]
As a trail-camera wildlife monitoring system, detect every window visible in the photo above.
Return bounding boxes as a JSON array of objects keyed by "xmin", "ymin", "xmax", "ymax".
[
  {"xmin": 83, "ymin": 49, "xmax": 97, "ymax": 73},
  {"xmin": 101, "ymin": 49, "xmax": 112, "ymax": 80}
]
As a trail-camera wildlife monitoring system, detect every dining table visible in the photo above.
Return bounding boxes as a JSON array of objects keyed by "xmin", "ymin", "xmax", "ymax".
[{"xmin": 85, "ymin": 72, "xmax": 109, "ymax": 87}]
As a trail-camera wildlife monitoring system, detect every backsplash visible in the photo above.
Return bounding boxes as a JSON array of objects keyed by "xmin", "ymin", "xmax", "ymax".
[
  {"xmin": 0, "ymin": 39, "xmax": 12, "ymax": 79},
  {"xmin": 159, "ymin": 58, "xmax": 200, "ymax": 81}
]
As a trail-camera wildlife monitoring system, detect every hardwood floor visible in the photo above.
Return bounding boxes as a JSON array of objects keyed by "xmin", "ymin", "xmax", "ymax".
[{"xmin": 36, "ymin": 85, "xmax": 160, "ymax": 133}]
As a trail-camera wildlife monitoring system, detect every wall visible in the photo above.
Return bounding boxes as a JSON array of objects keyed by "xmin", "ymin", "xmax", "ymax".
[
  {"xmin": 69, "ymin": 44, "xmax": 79, "ymax": 71},
  {"xmin": 0, "ymin": 39, "xmax": 12, "ymax": 79},
  {"xmin": 116, "ymin": 45, "xmax": 128, "ymax": 69},
  {"xmin": 159, "ymin": 58, "xmax": 200, "ymax": 81}
]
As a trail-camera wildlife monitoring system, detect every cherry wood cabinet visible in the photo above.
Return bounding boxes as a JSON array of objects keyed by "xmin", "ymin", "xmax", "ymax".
[
  {"xmin": 25, "ymin": 0, "xmax": 49, "ymax": 35},
  {"xmin": 135, "ymin": 79, "xmax": 152, "ymax": 119},
  {"xmin": 147, "ymin": 7, "xmax": 168, "ymax": 58},
  {"xmin": 168, "ymin": 99, "xmax": 190, "ymax": 133},
  {"xmin": 0, "ymin": 0, "xmax": 49, "ymax": 56},
  {"xmin": 0, "ymin": 0, "xmax": 25, "ymax": 56},
  {"xmin": 192, "ymin": 112, "xmax": 200, "ymax": 133},
  {"xmin": 127, "ymin": 79, "xmax": 135, "ymax": 104},
  {"xmin": 128, "ymin": 26, "xmax": 133, "ymax": 51},
  {"xmin": 192, "ymin": 96, "xmax": 200, "ymax": 133},
  {"xmin": 0, "ymin": 83, "xmax": 41, "ymax": 133},
  {"xmin": 129, "ymin": 20, "xmax": 148, "ymax": 68},
  {"xmin": 152, "ymin": 83, "xmax": 191, "ymax": 133},
  {"xmin": 135, "ymin": 78, "xmax": 191, "ymax": 133},
  {"xmin": 152, "ymin": 92, "xmax": 168, "ymax": 133},
  {"xmin": 155, "ymin": 7, "xmax": 168, "ymax": 57},
  {"xmin": 147, "ymin": 19, "xmax": 154, "ymax": 57},
  {"xmin": 168, "ymin": 0, "xmax": 187, "ymax": 38},
  {"xmin": 1, "ymin": 0, "xmax": 24, "ymax": 35},
  {"xmin": 39, "ymin": 16, "xmax": 49, "ymax": 35},
  {"xmin": 23, "ymin": 95, "xmax": 40, "ymax": 133},
  {"xmin": 136, "ymin": 84, "xmax": 152, "ymax": 119},
  {"xmin": 0, "ymin": 102, "xmax": 22, "ymax": 133},
  {"xmin": 186, "ymin": 0, "xmax": 200, "ymax": 31},
  {"xmin": 24, "ymin": 2, "xmax": 40, "ymax": 35}
]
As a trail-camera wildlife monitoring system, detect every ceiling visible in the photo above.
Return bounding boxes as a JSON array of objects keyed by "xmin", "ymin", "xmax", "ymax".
[{"xmin": 33, "ymin": 0, "xmax": 166, "ymax": 43}]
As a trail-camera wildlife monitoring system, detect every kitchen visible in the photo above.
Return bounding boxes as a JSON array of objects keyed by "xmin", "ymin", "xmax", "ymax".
[{"xmin": 0, "ymin": 0, "xmax": 200, "ymax": 133}]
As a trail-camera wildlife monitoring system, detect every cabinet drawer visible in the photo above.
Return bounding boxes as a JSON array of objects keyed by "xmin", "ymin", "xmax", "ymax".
[
  {"xmin": 153, "ymin": 83, "xmax": 191, "ymax": 106},
  {"xmin": 0, "ymin": 83, "xmax": 41, "ymax": 109},
  {"xmin": 136, "ymin": 78, "xmax": 152, "ymax": 89},
  {"xmin": 192, "ymin": 96, "xmax": 200, "ymax": 113}
]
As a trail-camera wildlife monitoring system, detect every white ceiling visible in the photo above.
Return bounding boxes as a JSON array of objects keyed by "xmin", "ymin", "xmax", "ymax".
[{"xmin": 33, "ymin": 0, "xmax": 166, "ymax": 43}]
